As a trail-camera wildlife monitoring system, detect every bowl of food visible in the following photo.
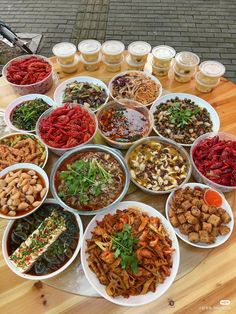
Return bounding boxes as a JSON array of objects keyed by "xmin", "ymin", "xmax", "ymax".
[
  {"xmin": 150, "ymin": 93, "xmax": 220, "ymax": 146},
  {"xmin": 126, "ymin": 136, "xmax": 191, "ymax": 194},
  {"xmin": 0, "ymin": 163, "xmax": 49, "ymax": 219},
  {"xmin": 190, "ymin": 132, "xmax": 236, "ymax": 193},
  {"xmin": 2, "ymin": 55, "xmax": 53, "ymax": 95},
  {"xmin": 2, "ymin": 198, "xmax": 83, "ymax": 280},
  {"xmin": 81, "ymin": 201, "xmax": 180, "ymax": 306},
  {"xmin": 36, "ymin": 103, "xmax": 97, "ymax": 156},
  {"xmin": 96, "ymin": 99, "xmax": 154, "ymax": 149},
  {"xmin": 53, "ymin": 76, "xmax": 109, "ymax": 112},
  {"xmin": 0, "ymin": 133, "xmax": 48, "ymax": 170},
  {"xmin": 4, "ymin": 94, "xmax": 56, "ymax": 133},
  {"xmin": 109, "ymin": 71, "xmax": 162, "ymax": 106},
  {"xmin": 166, "ymin": 183, "xmax": 234, "ymax": 248},
  {"xmin": 50, "ymin": 144, "xmax": 130, "ymax": 215}
]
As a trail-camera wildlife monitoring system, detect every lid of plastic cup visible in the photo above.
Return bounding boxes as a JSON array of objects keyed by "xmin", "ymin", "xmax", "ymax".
[
  {"xmin": 199, "ymin": 61, "xmax": 225, "ymax": 77},
  {"xmin": 52, "ymin": 42, "xmax": 77, "ymax": 57},
  {"xmin": 175, "ymin": 51, "xmax": 200, "ymax": 67},
  {"xmin": 102, "ymin": 41, "xmax": 125, "ymax": 55},
  {"xmin": 128, "ymin": 41, "xmax": 151, "ymax": 56},
  {"xmin": 78, "ymin": 40, "xmax": 101, "ymax": 55},
  {"xmin": 195, "ymin": 71, "xmax": 220, "ymax": 86},
  {"xmin": 152, "ymin": 45, "xmax": 176, "ymax": 60}
]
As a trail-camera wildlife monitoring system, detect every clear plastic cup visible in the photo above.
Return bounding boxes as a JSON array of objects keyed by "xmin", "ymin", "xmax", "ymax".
[
  {"xmin": 52, "ymin": 42, "xmax": 77, "ymax": 65},
  {"xmin": 175, "ymin": 51, "xmax": 200, "ymax": 75},
  {"xmin": 81, "ymin": 53, "xmax": 102, "ymax": 71},
  {"xmin": 128, "ymin": 41, "xmax": 151, "ymax": 63},
  {"xmin": 152, "ymin": 63, "xmax": 170, "ymax": 77},
  {"xmin": 195, "ymin": 72, "xmax": 220, "ymax": 93},
  {"xmin": 152, "ymin": 45, "xmax": 176, "ymax": 68},
  {"xmin": 126, "ymin": 55, "xmax": 145, "ymax": 71},
  {"xmin": 102, "ymin": 55, "xmax": 124, "ymax": 73},
  {"xmin": 57, "ymin": 55, "xmax": 79, "ymax": 74},
  {"xmin": 199, "ymin": 61, "xmax": 225, "ymax": 85},
  {"xmin": 78, "ymin": 39, "xmax": 101, "ymax": 62},
  {"xmin": 173, "ymin": 64, "xmax": 195, "ymax": 83},
  {"xmin": 102, "ymin": 40, "xmax": 125, "ymax": 63}
]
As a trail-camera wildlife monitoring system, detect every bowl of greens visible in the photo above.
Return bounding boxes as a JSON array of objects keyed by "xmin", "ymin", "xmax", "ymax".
[{"xmin": 5, "ymin": 94, "xmax": 57, "ymax": 133}]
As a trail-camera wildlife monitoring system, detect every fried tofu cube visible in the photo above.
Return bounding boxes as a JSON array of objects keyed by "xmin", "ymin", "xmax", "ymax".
[
  {"xmin": 185, "ymin": 211, "xmax": 198, "ymax": 224},
  {"xmin": 211, "ymin": 227, "xmax": 219, "ymax": 237},
  {"xmin": 219, "ymin": 225, "xmax": 230, "ymax": 236},
  {"xmin": 199, "ymin": 230, "xmax": 213, "ymax": 243},
  {"xmin": 194, "ymin": 223, "xmax": 201, "ymax": 232},
  {"xmin": 221, "ymin": 212, "xmax": 231, "ymax": 224},
  {"xmin": 202, "ymin": 222, "xmax": 213, "ymax": 233},
  {"xmin": 208, "ymin": 206, "xmax": 218, "ymax": 215},
  {"xmin": 177, "ymin": 214, "xmax": 186, "ymax": 224},
  {"xmin": 168, "ymin": 207, "xmax": 176, "ymax": 218},
  {"xmin": 201, "ymin": 213, "xmax": 210, "ymax": 221},
  {"xmin": 208, "ymin": 214, "xmax": 221, "ymax": 227},
  {"xmin": 170, "ymin": 215, "xmax": 179, "ymax": 227},
  {"xmin": 201, "ymin": 204, "xmax": 209, "ymax": 213},
  {"xmin": 191, "ymin": 206, "xmax": 201, "ymax": 217},
  {"xmin": 218, "ymin": 207, "xmax": 226, "ymax": 215},
  {"xmin": 181, "ymin": 200, "xmax": 192, "ymax": 210},
  {"xmin": 188, "ymin": 232, "xmax": 200, "ymax": 243},
  {"xmin": 176, "ymin": 207, "xmax": 185, "ymax": 214},
  {"xmin": 179, "ymin": 223, "xmax": 194, "ymax": 235}
]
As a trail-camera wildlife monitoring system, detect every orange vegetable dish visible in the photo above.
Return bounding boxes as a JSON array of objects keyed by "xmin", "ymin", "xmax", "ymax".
[{"xmin": 86, "ymin": 207, "xmax": 174, "ymax": 298}]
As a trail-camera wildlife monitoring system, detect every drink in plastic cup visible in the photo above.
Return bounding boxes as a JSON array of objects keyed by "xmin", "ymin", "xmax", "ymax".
[
  {"xmin": 152, "ymin": 63, "xmax": 170, "ymax": 77},
  {"xmin": 81, "ymin": 54, "xmax": 102, "ymax": 71},
  {"xmin": 126, "ymin": 55, "xmax": 145, "ymax": 71},
  {"xmin": 102, "ymin": 55, "xmax": 124, "ymax": 72},
  {"xmin": 175, "ymin": 51, "xmax": 200, "ymax": 75},
  {"xmin": 195, "ymin": 72, "xmax": 220, "ymax": 93},
  {"xmin": 102, "ymin": 40, "xmax": 125, "ymax": 63},
  {"xmin": 199, "ymin": 61, "xmax": 225, "ymax": 85},
  {"xmin": 173, "ymin": 64, "xmax": 195, "ymax": 83},
  {"xmin": 78, "ymin": 39, "xmax": 101, "ymax": 62},
  {"xmin": 152, "ymin": 45, "xmax": 176, "ymax": 68},
  {"xmin": 128, "ymin": 41, "xmax": 151, "ymax": 63},
  {"xmin": 58, "ymin": 55, "xmax": 79, "ymax": 74},
  {"xmin": 52, "ymin": 42, "xmax": 77, "ymax": 65}
]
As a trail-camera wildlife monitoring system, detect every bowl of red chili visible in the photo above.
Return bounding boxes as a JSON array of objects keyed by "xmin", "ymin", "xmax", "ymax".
[
  {"xmin": 96, "ymin": 99, "xmax": 154, "ymax": 149},
  {"xmin": 36, "ymin": 103, "xmax": 98, "ymax": 156},
  {"xmin": 190, "ymin": 132, "xmax": 236, "ymax": 193},
  {"xmin": 2, "ymin": 55, "xmax": 53, "ymax": 95}
]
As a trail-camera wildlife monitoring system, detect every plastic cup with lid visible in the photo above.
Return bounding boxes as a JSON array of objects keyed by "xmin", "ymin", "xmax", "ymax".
[
  {"xmin": 152, "ymin": 45, "xmax": 176, "ymax": 68},
  {"xmin": 52, "ymin": 42, "xmax": 77, "ymax": 65},
  {"xmin": 126, "ymin": 55, "xmax": 145, "ymax": 71},
  {"xmin": 199, "ymin": 61, "xmax": 225, "ymax": 85},
  {"xmin": 152, "ymin": 63, "xmax": 170, "ymax": 77},
  {"xmin": 173, "ymin": 63, "xmax": 195, "ymax": 83},
  {"xmin": 175, "ymin": 51, "xmax": 200, "ymax": 75},
  {"xmin": 102, "ymin": 55, "xmax": 124, "ymax": 73},
  {"xmin": 128, "ymin": 41, "xmax": 151, "ymax": 63},
  {"xmin": 195, "ymin": 71, "xmax": 220, "ymax": 93},
  {"xmin": 78, "ymin": 39, "xmax": 101, "ymax": 62},
  {"xmin": 102, "ymin": 40, "xmax": 125, "ymax": 63},
  {"xmin": 58, "ymin": 55, "xmax": 80, "ymax": 74},
  {"xmin": 81, "ymin": 53, "xmax": 102, "ymax": 71}
]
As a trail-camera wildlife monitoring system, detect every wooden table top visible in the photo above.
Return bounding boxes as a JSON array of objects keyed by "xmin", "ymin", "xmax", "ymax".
[{"xmin": 0, "ymin": 54, "xmax": 236, "ymax": 314}]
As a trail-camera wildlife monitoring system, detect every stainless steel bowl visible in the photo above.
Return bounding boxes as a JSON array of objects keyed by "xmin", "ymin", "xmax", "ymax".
[{"xmin": 50, "ymin": 144, "xmax": 130, "ymax": 216}]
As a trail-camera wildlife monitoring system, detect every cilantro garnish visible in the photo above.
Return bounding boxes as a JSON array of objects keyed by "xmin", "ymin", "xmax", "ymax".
[{"xmin": 167, "ymin": 102, "xmax": 200, "ymax": 128}]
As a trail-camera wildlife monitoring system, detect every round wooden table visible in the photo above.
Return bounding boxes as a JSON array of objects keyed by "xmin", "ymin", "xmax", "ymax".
[{"xmin": 0, "ymin": 54, "xmax": 236, "ymax": 314}]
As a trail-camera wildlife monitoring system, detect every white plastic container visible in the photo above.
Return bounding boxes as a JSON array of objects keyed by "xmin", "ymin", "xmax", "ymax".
[
  {"xmin": 195, "ymin": 71, "xmax": 220, "ymax": 93},
  {"xmin": 152, "ymin": 63, "xmax": 170, "ymax": 77},
  {"xmin": 173, "ymin": 64, "xmax": 195, "ymax": 83},
  {"xmin": 152, "ymin": 45, "xmax": 176, "ymax": 67},
  {"xmin": 128, "ymin": 41, "xmax": 151, "ymax": 63},
  {"xmin": 58, "ymin": 55, "xmax": 79, "ymax": 74},
  {"xmin": 199, "ymin": 61, "xmax": 225, "ymax": 84},
  {"xmin": 102, "ymin": 55, "xmax": 124, "ymax": 73},
  {"xmin": 52, "ymin": 42, "xmax": 77, "ymax": 65},
  {"xmin": 102, "ymin": 40, "xmax": 125, "ymax": 63},
  {"xmin": 81, "ymin": 54, "xmax": 102, "ymax": 71},
  {"xmin": 126, "ymin": 55, "xmax": 145, "ymax": 71},
  {"xmin": 175, "ymin": 51, "xmax": 200, "ymax": 75},
  {"xmin": 78, "ymin": 39, "xmax": 101, "ymax": 62}
]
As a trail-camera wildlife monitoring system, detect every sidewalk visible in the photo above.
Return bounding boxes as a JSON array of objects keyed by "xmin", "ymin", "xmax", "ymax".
[{"xmin": 0, "ymin": 0, "xmax": 235, "ymax": 81}]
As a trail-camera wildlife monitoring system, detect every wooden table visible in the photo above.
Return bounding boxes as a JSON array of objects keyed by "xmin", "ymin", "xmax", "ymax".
[{"xmin": 0, "ymin": 54, "xmax": 236, "ymax": 314}]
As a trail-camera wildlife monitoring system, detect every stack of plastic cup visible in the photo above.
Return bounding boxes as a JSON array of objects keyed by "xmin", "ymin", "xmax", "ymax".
[
  {"xmin": 195, "ymin": 61, "xmax": 225, "ymax": 93},
  {"xmin": 173, "ymin": 51, "xmax": 200, "ymax": 83},
  {"xmin": 126, "ymin": 41, "xmax": 151, "ymax": 71},
  {"xmin": 52, "ymin": 42, "xmax": 78, "ymax": 74},
  {"xmin": 102, "ymin": 40, "xmax": 125, "ymax": 72},
  {"xmin": 78, "ymin": 39, "xmax": 102, "ymax": 71},
  {"xmin": 151, "ymin": 45, "xmax": 176, "ymax": 77}
]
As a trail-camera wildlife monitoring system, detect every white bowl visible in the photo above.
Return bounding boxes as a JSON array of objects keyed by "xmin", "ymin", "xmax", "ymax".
[
  {"xmin": 4, "ymin": 94, "xmax": 57, "ymax": 133},
  {"xmin": 108, "ymin": 70, "xmax": 163, "ymax": 106},
  {"xmin": 0, "ymin": 132, "xmax": 49, "ymax": 169},
  {"xmin": 2, "ymin": 198, "xmax": 83, "ymax": 280},
  {"xmin": 150, "ymin": 93, "xmax": 220, "ymax": 147},
  {"xmin": 81, "ymin": 201, "xmax": 180, "ymax": 307},
  {"xmin": 53, "ymin": 76, "xmax": 109, "ymax": 112},
  {"xmin": 0, "ymin": 163, "xmax": 49, "ymax": 220},
  {"xmin": 165, "ymin": 182, "xmax": 234, "ymax": 249}
]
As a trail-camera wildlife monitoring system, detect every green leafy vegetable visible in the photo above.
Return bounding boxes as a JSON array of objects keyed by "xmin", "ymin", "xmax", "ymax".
[
  {"xmin": 167, "ymin": 102, "xmax": 201, "ymax": 128},
  {"xmin": 111, "ymin": 224, "xmax": 139, "ymax": 273}
]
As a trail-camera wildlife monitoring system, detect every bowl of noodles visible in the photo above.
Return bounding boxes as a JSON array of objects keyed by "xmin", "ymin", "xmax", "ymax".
[
  {"xmin": 81, "ymin": 201, "xmax": 180, "ymax": 306},
  {"xmin": 108, "ymin": 71, "xmax": 162, "ymax": 106}
]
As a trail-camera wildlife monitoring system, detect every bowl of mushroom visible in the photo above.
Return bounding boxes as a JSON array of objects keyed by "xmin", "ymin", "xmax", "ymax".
[
  {"xmin": 0, "ymin": 163, "xmax": 49, "ymax": 219},
  {"xmin": 125, "ymin": 136, "xmax": 192, "ymax": 194}
]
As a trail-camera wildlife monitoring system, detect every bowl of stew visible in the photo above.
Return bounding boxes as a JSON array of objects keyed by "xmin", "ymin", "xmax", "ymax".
[
  {"xmin": 50, "ymin": 144, "xmax": 130, "ymax": 215},
  {"xmin": 2, "ymin": 198, "xmax": 83, "ymax": 280},
  {"xmin": 96, "ymin": 99, "xmax": 154, "ymax": 149}
]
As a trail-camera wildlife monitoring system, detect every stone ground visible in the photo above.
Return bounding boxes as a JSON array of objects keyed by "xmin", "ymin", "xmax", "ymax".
[{"xmin": 0, "ymin": 0, "xmax": 235, "ymax": 81}]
